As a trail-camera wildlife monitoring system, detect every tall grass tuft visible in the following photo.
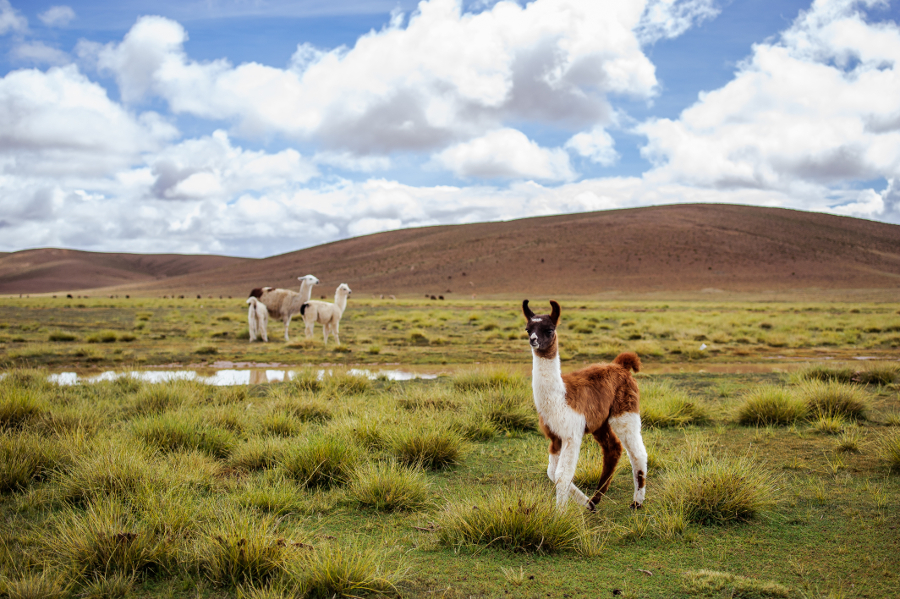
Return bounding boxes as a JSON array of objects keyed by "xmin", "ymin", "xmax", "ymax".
[
  {"xmin": 0, "ymin": 571, "xmax": 69, "ymax": 599},
  {"xmin": 854, "ymin": 362, "xmax": 899, "ymax": 385},
  {"xmin": 280, "ymin": 436, "xmax": 361, "ymax": 488},
  {"xmin": 0, "ymin": 432, "xmax": 67, "ymax": 493},
  {"xmin": 229, "ymin": 437, "xmax": 292, "ymax": 472},
  {"xmin": 474, "ymin": 388, "xmax": 535, "ymax": 432},
  {"xmin": 0, "ymin": 387, "xmax": 46, "ymax": 430},
  {"xmin": 348, "ymin": 461, "xmax": 430, "ymax": 511},
  {"xmin": 322, "ymin": 371, "xmax": 372, "ymax": 397},
  {"xmin": 683, "ymin": 569, "xmax": 791, "ymax": 598},
  {"xmin": 283, "ymin": 542, "xmax": 406, "ymax": 598},
  {"xmin": 799, "ymin": 380, "xmax": 869, "ymax": 421},
  {"xmin": 389, "ymin": 427, "xmax": 464, "ymax": 470},
  {"xmin": 736, "ymin": 386, "xmax": 807, "ymax": 426},
  {"xmin": 133, "ymin": 411, "xmax": 237, "ymax": 458},
  {"xmin": 656, "ymin": 453, "xmax": 778, "ymax": 525},
  {"xmin": 79, "ymin": 571, "xmax": 135, "ymax": 599},
  {"xmin": 46, "ymin": 497, "xmax": 168, "ymax": 581},
  {"xmin": 452, "ymin": 368, "xmax": 526, "ymax": 392},
  {"xmin": 878, "ymin": 432, "xmax": 900, "ymax": 472},
  {"xmin": 436, "ymin": 483, "xmax": 602, "ymax": 554},
  {"xmin": 286, "ymin": 368, "xmax": 321, "ymax": 393},
  {"xmin": 55, "ymin": 439, "xmax": 155, "ymax": 503},
  {"xmin": 131, "ymin": 382, "xmax": 192, "ymax": 415},
  {"xmin": 640, "ymin": 381, "xmax": 709, "ymax": 428},
  {"xmin": 793, "ymin": 364, "xmax": 855, "ymax": 384},
  {"xmin": 194, "ymin": 506, "xmax": 295, "ymax": 588}
]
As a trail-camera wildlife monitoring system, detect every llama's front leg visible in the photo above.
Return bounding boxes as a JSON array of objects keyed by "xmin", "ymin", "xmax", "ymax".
[
  {"xmin": 609, "ymin": 412, "xmax": 648, "ymax": 508},
  {"xmin": 554, "ymin": 437, "xmax": 590, "ymax": 508}
]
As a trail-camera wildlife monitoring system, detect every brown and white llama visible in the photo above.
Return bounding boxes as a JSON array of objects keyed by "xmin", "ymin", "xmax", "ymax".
[
  {"xmin": 523, "ymin": 299, "xmax": 647, "ymax": 510},
  {"xmin": 248, "ymin": 275, "xmax": 319, "ymax": 341}
]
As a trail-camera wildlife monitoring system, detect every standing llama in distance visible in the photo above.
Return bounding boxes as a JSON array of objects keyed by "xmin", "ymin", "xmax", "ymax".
[
  {"xmin": 246, "ymin": 297, "xmax": 268, "ymax": 342},
  {"xmin": 300, "ymin": 283, "xmax": 352, "ymax": 346},
  {"xmin": 523, "ymin": 299, "xmax": 647, "ymax": 511},
  {"xmin": 248, "ymin": 275, "xmax": 319, "ymax": 341}
]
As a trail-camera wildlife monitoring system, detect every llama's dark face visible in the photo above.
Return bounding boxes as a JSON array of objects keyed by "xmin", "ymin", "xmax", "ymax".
[{"xmin": 522, "ymin": 299, "xmax": 560, "ymax": 355}]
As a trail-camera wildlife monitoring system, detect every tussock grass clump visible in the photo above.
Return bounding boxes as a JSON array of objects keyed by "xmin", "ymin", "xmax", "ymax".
[
  {"xmin": 835, "ymin": 428, "xmax": 862, "ymax": 453},
  {"xmin": 449, "ymin": 414, "xmax": 497, "ymax": 442},
  {"xmin": 811, "ymin": 412, "xmax": 847, "ymax": 435},
  {"xmin": 878, "ymin": 432, "xmax": 900, "ymax": 472},
  {"xmin": 395, "ymin": 387, "xmax": 459, "ymax": 412},
  {"xmin": 854, "ymin": 362, "xmax": 899, "ymax": 385},
  {"xmin": 273, "ymin": 398, "xmax": 332, "ymax": 423},
  {"xmin": 229, "ymin": 437, "xmax": 292, "ymax": 472},
  {"xmin": 131, "ymin": 382, "xmax": 193, "ymax": 415},
  {"xmin": 436, "ymin": 484, "xmax": 601, "ymax": 554},
  {"xmin": 348, "ymin": 461, "xmax": 429, "ymax": 511},
  {"xmin": 284, "ymin": 542, "xmax": 406, "ymax": 598},
  {"xmin": 656, "ymin": 454, "xmax": 778, "ymax": 525},
  {"xmin": 55, "ymin": 440, "xmax": 155, "ymax": 503},
  {"xmin": 79, "ymin": 571, "xmax": 135, "ymax": 599},
  {"xmin": 0, "ymin": 368, "xmax": 51, "ymax": 391},
  {"xmin": 799, "ymin": 380, "xmax": 869, "ymax": 421},
  {"xmin": 640, "ymin": 381, "xmax": 709, "ymax": 428},
  {"xmin": 452, "ymin": 368, "xmax": 526, "ymax": 392},
  {"xmin": 280, "ymin": 436, "xmax": 361, "ymax": 488},
  {"xmin": 793, "ymin": 364, "xmax": 855, "ymax": 384},
  {"xmin": 389, "ymin": 427, "xmax": 464, "ymax": 471},
  {"xmin": 0, "ymin": 387, "xmax": 46, "ymax": 430},
  {"xmin": 0, "ymin": 432, "xmax": 67, "ymax": 493},
  {"xmin": 48, "ymin": 331, "xmax": 77, "ymax": 342},
  {"xmin": 736, "ymin": 386, "xmax": 807, "ymax": 426},
  {"xmin": 133, "ymin": 412, "xmax": 237, "ymax": 458},
  {"xmin": 259, "ymin": 411, "xmax": 302, "ymax": 437},
  {"xmin": 0, "ymin": 571, "xmax": 69, "ymax": 599},
  {"xmin": 322, "ymin": 371, "xmax": 372, "ymax": 397},
  {"xmin": 286, "ymin": 369, "xmax": 321, "ymax": 393},
  {"xmin": 683, "ymin": 569, "xmax": 791, "ymax": 598},
  {"xmin": 475, "ymin": 388, "xmax": 535, "ymax": 432},
  {"xmin": 47, "ymin": 498, "xmax": 168, "ymax": 581},
  {"xmin": 194, "ymin": 506, "xmax": 295, "ymax": 588},
  {"xmin": 235, "ymin": 474, "xmax": 308, "ymax": 515}
]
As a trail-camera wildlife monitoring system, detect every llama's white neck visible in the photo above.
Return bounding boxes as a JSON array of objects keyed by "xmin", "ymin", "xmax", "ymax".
[
  {"xmin": 298, "ymin": 280, "xmax": 315, "ymax": 303},
  {"xmin": 334, "ymin": 291, "xmax": 349, "ymax": 315},
  {"xmin": 531, "ymin": 351, "xmax": 566, "ymax": 416}
]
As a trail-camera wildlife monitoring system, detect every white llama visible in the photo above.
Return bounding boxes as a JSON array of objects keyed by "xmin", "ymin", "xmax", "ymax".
[
  {"xmin": 524, "ymin": 299, "xmax": 647, "ymax": 510},
  {"xmin": 246, "ymin": 297, "xmax": 268, "ymax": 342},
  {"xmin": 248, "ymin": 275, "xmax": 319, "ymax": 341},
  {"xmin": 300, "ymin": 283, "xmax": 352, "ymax": 346}
]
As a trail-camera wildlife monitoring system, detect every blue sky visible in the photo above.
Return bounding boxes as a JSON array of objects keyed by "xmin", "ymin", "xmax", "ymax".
[{"xmin": 1, "ymin": 0, "xmax": 899, "ymax": 257}]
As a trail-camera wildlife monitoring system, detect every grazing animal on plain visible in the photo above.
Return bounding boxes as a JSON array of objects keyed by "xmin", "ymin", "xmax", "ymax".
[
  {"xmin": 248, "ymin": 275, "xmax": 319, "ymax": 341},
  {"xmin": 246, "ymin": 297, "xmax": 269, "ymax": 342},
  {"xmin": 300, "ymin": 283, "xmax": 352, "ymax": 346},
  {"xmin": 523, "ymin": 299, "xmax": 647, "ymax": 511}
]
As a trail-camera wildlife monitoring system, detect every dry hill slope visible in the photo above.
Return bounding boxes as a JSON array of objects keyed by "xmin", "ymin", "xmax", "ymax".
[
  {"xmin": 100, "ymin": 204, "xmax": 900, "ymax": 298},
  {"xmin": 0, "ymin": 248, "xmax": 249, "ymax": 294}
]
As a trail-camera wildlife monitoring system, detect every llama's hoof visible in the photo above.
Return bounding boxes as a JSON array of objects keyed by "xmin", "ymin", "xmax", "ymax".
[{"xmin": 629, "ymin": 501, "xmax": 643, "ymax": 510}]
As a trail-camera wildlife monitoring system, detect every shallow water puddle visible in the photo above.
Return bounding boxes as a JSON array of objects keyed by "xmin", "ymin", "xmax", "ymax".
[{"xmin": 44, "ymin": 368, "xmax": 438, "ymax": 386}]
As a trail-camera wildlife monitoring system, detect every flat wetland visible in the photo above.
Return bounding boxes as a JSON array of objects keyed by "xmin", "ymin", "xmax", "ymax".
[{"xmin": 1, "ymin": 296, "xmax": 899, "ymax": 598}]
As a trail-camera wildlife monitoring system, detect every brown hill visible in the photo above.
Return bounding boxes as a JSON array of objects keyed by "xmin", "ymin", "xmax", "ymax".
[
  {"xmin": 4, "ymin": 205, "xmax": 900, "ymax": 298},
  {"xmin": 0, "ymin": 248, "xmax": 249, "ymax": 295}
]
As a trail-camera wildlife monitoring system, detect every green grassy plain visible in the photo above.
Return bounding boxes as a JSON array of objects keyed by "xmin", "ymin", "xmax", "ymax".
[
  {"xmin": 1, "ymin": 296, "xmax": 899, "ymax": 369},
  {"xmin": 1, "ymin": 297, "xmax": 899, "ymax": 598}
]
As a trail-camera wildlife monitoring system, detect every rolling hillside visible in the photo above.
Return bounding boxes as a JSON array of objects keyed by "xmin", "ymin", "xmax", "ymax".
[{"xmin": 3, "ymin": 205, "xmax": 899, "ymax": 298}]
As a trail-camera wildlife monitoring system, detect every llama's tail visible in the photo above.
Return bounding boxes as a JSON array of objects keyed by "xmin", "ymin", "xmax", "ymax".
[
  {"xmin": 614, "ymin": 352, "xmax": 641, "ymax": 373},
  {"xmin": 300, "ymin": 302, "xmax": 309, "ymax": 316},
  {"xmin": 246, "ymin": 297, "xmax": 256, "ymax": 306}
]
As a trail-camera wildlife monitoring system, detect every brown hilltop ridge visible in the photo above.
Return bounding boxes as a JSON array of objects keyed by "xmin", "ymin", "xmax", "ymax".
[{"xmin": 2, "ymin": 204, "xmax": 899, "ymax": 298}]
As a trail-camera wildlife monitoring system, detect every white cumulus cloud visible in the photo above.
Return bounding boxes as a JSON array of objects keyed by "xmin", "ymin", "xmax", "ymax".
[
  {"xmin": 0, "ymin": 0, "xmax": 26, "ymax": 34},
  {"xmin": 434, "ymin": 128, "xmax": 577, "ymax": 181},
  {"xmin": 38, "ymin": 5, "xmax": 75, "ymax": 28},
  {"xmin": 637, "ymin": 0, "xmax": 900, "ymax": 221}
]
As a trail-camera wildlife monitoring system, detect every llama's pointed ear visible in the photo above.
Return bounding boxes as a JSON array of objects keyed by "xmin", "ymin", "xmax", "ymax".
[
  {"xmin": 522, "ymin": 299, "xmax": 534, "ymax": 319},
  {"xmin": 549, "ymin": 300, "xmax": 561, "ymax": 325}
]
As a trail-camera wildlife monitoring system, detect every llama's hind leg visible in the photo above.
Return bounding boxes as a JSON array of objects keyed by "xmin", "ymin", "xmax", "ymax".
[
  {"xmin": 587, "ymin": 422, "xmax": 623, "ymax": 510},
  {"xmin": 609, "ymin": 412, "xmax": 648, "ymax": 509}
]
